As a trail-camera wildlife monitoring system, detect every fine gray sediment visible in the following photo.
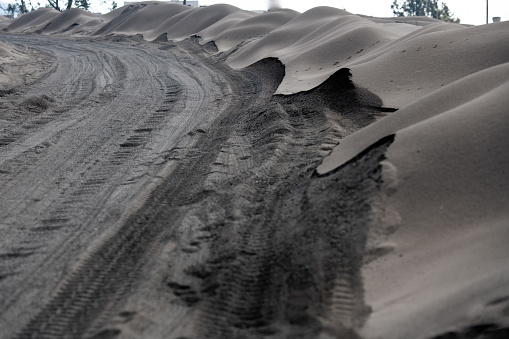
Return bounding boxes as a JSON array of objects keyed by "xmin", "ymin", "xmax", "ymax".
[{"xmin": 0, "ymin": 33, "xmax": 393, "ymax": 339}]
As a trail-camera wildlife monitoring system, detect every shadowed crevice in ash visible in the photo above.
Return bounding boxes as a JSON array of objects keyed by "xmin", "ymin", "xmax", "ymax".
[
  {"xmin": 430, "ymin": 324, "xmax": 509, "ymax": 339},
  {"xmin": 274, "ymin": 68, "xmax": 395, "ymax": 132},
  {"xmin": 314, "ymin": 134, "xmax": 396, "ymax": 178},
  {"xmin": 245, "ymin": 57, "xmax": 286, "ymax": 95}
]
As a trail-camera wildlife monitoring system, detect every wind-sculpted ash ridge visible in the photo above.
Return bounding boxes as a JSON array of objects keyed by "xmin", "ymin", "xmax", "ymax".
[{"xmin": 2, "ymin": 2, "xmax": 508, "ymax": 109}]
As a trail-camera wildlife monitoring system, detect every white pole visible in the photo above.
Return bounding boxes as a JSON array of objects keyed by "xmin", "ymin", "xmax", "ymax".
[{"xmin": 486, "ymin": 0, "xmax": 488, "ymax": 24}]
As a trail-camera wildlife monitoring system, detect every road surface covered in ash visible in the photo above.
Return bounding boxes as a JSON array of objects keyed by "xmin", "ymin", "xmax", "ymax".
[{"xmin": 0, "ymin": 34, "xmax": 388, "ymax": 339}]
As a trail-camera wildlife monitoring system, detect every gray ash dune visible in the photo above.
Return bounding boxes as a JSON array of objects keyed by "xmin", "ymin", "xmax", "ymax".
[{"xmin": 0, "ymin": 3, "xmax": 509, "ymax": 339}]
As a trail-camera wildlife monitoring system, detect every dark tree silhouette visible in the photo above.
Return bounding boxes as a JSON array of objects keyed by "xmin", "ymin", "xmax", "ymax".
[
  {"xmin": 2, "ymin": 0, "xmax": 116, "ymax": 14},
  {"xmin": 392, "ymin": 0, "xmax": 460, "ymax": 23}
]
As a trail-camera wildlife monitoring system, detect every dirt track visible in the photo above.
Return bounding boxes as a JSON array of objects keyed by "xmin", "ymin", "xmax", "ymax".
[{"xmin": 0, "ymin": 34, "xmax": 389, "ymax": 339}]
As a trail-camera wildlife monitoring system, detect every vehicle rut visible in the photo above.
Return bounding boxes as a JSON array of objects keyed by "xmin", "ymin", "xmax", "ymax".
[
  {"xmin": 0, "ymin": 34, "xmax": 244, "ymax": 337},
  {"xmin": 0, "ymin": 35, "xmax": 393, "ymax": 339}
]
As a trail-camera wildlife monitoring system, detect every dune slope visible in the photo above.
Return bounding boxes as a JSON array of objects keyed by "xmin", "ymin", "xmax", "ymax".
[
  {"xmin": 1, "ymin": 3, "xmax": 509, "ymax": 339},
  {"xmin": 319, "ymin": 63, "xmax": 509, "ymax": 339}
]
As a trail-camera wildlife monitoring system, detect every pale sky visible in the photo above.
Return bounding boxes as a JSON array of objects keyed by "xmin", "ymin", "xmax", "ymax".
[{"xmin": 94, "ymin": 0, "xmax": 506, "ymax": 26}]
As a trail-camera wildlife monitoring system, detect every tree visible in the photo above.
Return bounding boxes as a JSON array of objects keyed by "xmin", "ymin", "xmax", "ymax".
[
  {"xmin": 0, "ymin": 3, "xmax": 19, "ymax": 16},
  {"xmin": 1, "ymin": 0, "xmax": 116, "ymax": 15},
  {"xmin": 6, "ymin": 3, "xmax": 17, "ymax": 15},
  {"xmin": 74, "ymin": 0, "xmax": 89, "ymax": 10},
  {"xmin": 46, "ymin": 0, "xmax": 73, "ymax": 11},
  {"xmin": 391, "ymin": 0, "xmax": 460, "ymax": 23},
  {"xmin": 0, "ymin": 0, "xmax": 29, "ymax": 16},
  {"xmin": 16, "ymin": 0, "xmax": 28, "ymax": 13},
  {"xmin": 19, "ymin": 0, "xmax": 28, "ymax": 13}
]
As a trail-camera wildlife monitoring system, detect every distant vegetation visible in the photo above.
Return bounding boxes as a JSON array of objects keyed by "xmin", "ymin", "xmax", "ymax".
[
  {"xmin": 391, "ymin": 0, "xmax": 461, "ymax": 23},
  {"xmin": 1, "ymin": 0, "xmax": 117, "ymax": 16}
]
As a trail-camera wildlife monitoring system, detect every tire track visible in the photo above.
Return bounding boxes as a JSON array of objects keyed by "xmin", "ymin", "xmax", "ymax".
[
  {"xmin": 176, "ymin": 60, "xmax": 390, "ymax": 339},
  {"xmin": 0, "ymin": 35, "xmax": 240, "ymax": 338},
  {"xmin": 1, "ymin": 35, "xmax": 393, "ymax": 339}
]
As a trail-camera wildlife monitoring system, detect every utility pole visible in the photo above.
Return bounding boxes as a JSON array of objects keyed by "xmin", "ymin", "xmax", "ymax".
[{"xmin": 486, "ymin": 0, "xmax": 488, "ymax": 24}]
